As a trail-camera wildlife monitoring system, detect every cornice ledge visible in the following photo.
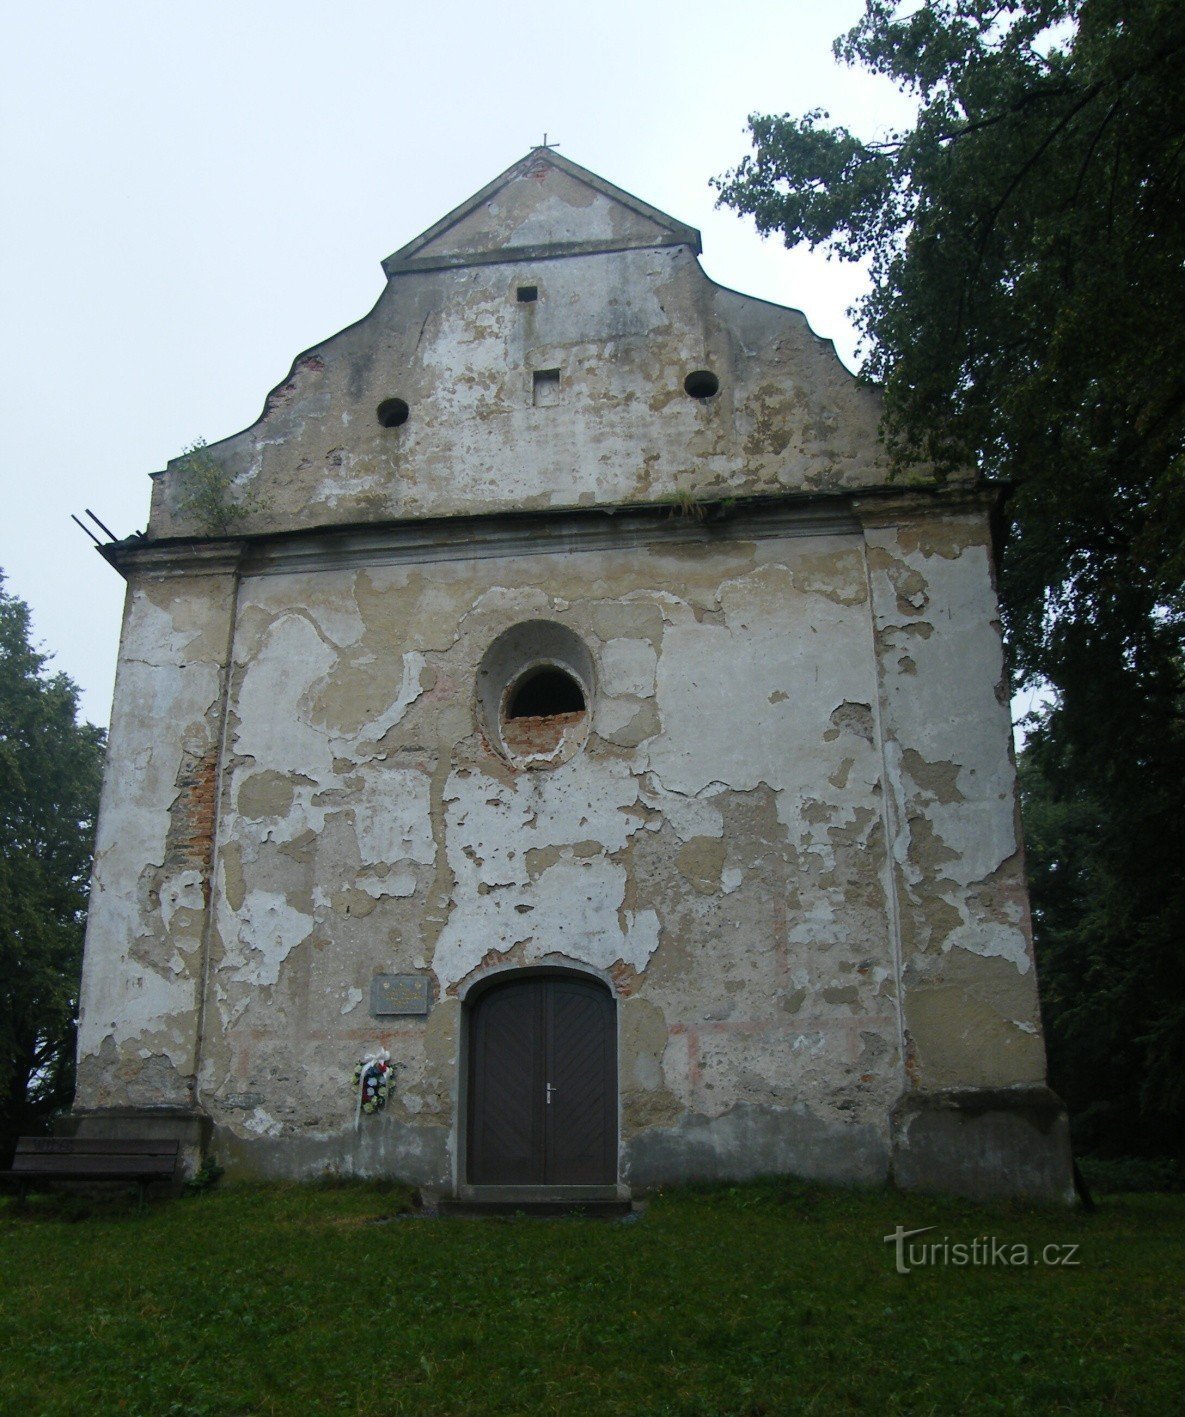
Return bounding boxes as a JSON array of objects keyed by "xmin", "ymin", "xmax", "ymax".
[
  {"xmin": 100, "ymin": 483, "xmax": 995, "ymax": 580},
  {"xmin": 850, "ymin": 481, "xmax": 1002, "ymax": 529}
]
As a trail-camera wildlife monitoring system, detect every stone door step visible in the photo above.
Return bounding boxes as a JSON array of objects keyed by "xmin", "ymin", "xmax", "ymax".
[
  {"xmin": 436, "ymin": 1196, "xmax": 635, "ymax": 1218},
  {"xmin": 425, "ymin": 1183, "xmax": 637, "ymax": 1218}
]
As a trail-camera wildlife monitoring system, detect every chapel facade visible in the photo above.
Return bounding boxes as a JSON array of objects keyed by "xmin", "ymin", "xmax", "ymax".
[{"xmin": 72, "ymin": 149, "xmax": 1074, "ymax": 1203}]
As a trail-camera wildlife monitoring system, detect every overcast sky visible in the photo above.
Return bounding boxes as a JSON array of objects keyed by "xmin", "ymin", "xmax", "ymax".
[{"xmin": 1, "ymin": 1, "xmax": 916, "ymax": 728}]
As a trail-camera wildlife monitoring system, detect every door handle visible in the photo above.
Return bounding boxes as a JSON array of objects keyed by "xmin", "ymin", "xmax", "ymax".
[{"xmin": 546, "ymin": 1082, "xmax": 555, "ymax": 1105}]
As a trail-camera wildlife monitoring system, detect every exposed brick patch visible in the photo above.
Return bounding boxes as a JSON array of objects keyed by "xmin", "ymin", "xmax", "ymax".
[
  {"xmin": 609, "ymin": 960, "xmax": 641, "ymax": 997},
  {"xmin": 502, "ymin": 710, "xmax": 585, "ymax": 759},
  {"xmin": 164, "ymin": 746, "xmax": 221, "ymax": 879}
]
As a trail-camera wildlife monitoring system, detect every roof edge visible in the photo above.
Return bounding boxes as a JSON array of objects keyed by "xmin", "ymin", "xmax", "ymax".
[{"xmin": 381, "ymin": 147, "xmax": 702, "ymax": 276}]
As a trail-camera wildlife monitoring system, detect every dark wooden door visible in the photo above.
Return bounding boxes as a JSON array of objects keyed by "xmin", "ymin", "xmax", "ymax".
[{"xmin": 467, "ymin": 976, "xmax": 616, "ymax": 1185}]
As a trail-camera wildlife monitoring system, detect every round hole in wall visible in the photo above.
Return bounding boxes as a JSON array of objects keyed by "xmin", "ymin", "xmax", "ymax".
[
  {"xmin": 376, "ymin": 397, "xmax": 410, "ymax": 428},
  {"xmin": 477, "ymin": 622, "xmax": 595, "ymax": 769},
  {"xmin": 683, "ymin": 369, "xmax": 720, "ymax": 400},
  {"xmin": 506, "ymin": 665, "xmax": 586, "ymax": 719}
]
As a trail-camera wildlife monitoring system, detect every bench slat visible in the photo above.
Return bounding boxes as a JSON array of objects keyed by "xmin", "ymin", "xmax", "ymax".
[
  {"xmin": 0, "ymin": 1168, "xmax": 172, "ymax": 1182},
  {"xmin": 9, "ymin": 1154, "xmax": 177, "ymax": 1176},
  {"xmin": 15, "ymin": 1138, "xmax": 179, "ymax": 1157},
  {"xmin": 1, "ymin": 1136, "xmax": 183, "ymax": 1207}
]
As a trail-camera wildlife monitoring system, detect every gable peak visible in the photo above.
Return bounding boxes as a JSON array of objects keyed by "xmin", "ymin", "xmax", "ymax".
[{"xmin": 382, "ymin": 148, "xmax": 702, "ymax": 276}]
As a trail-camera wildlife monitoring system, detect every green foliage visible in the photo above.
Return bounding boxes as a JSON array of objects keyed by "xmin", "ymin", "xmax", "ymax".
[
  {"xmin": 718, "ymin": 0, "xmax": 1185, "ymax": 1156},
  {"xmin": 1, "ymin": 1180, "xmax": 1183, "ymax": 1413},
  {"xmin": 0, "ymin": 575, "xmax": 104, "ymax": 1165},
  {"xmin": 175, "ymin": 438, "xmax": 263, "ymax": 536},
  {"xmin": 1077, "ymin": 1153, "xmax": 1183, "ymax": 1195},
  {"xmin": 717, "ymin": 0, "xmax": 1184, "ymax": 674},
  {"xmin": 1020, "ymin": 697, "xmax": 1185, "ymax": 1155},
  {"xmin": 655, "ymin": 490, "xmax": 738, "ymax": 521},
  {"xmin": 182, "ymin": 1156, "xmax": 225, "ymax": 1195},
  {"xmin": 660, "ymin": 487, "xmax": 707, "ymax": 521}
]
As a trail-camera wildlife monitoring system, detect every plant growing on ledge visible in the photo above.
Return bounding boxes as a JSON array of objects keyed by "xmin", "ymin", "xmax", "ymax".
[
  {"xmin": 175, "ymin": 438, "xmax": 264, "ymax": 535},
  {"xmin": 660, "ymin": 487, "xmax": 707, "ymax": 522},
  {"xmin": 658, "ymin": 489, "xmax": 739, "ymax": 523}
]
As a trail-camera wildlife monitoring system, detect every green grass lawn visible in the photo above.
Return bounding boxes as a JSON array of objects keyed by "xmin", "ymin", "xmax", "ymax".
[{"xmin": 1, "ymin": 1178, "xmax": 1181, "ymax": 1416}]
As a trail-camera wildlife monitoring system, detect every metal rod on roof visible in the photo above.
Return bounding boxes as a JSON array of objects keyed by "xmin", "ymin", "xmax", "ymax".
[
  {"xmin": 71, "ymin": 514, "xmax": 102, "ymax": 544},
  {"xmin": 84, "ymin": 508, "xmax": 118, "ymax": 541}
]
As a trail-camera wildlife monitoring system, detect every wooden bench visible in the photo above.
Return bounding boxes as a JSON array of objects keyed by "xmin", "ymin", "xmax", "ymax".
[{"xmin": 0, "ymin": 1137, "xmax": 180, "ymax": 1208}]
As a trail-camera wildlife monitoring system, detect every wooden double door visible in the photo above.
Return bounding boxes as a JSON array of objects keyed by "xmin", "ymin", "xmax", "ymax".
[{"xmin": 467, "ymin": 975, "xmax": 617, "ymax": 1186}]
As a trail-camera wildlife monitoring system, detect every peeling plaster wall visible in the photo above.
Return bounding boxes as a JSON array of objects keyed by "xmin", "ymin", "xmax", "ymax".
[
  {"xmin": 147, "ymin": 171, "xmax": 924, "ymax": 541},
  {"xmin": 859, "ymin": 502, "xmax": 1046, "ymax": 1093},
  {"xmin": 172, "ymin": 527, "xmax": 918, "ymax": 1184},
  {"xmin": 78, "ymin": 510, "xmax": 1051, "ymax": 1188},
  {"xmin": 76, "ymin": 570, "xmax": 236, "ymax": 1109},
  {"xmin": 77, "ymin": 152, "xmax": 1060, "ymax": 1196}
]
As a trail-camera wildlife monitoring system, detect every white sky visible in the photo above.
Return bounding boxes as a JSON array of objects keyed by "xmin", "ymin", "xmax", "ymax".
[{"xmin": 1, "ymin": 1, "xmax": 917, "ymax": 729}]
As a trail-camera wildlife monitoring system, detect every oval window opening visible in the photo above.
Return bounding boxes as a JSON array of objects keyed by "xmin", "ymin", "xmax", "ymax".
[
  {"xmin": 683, "ymin": 370, "xmax": 720, "ymax": 400},
  {"xmin": 377, "ymin": 397, "xmax": 410, "ymax": 428},
  {"xmin": 477, "ymin": 622, "xmax": 594, "ymax": 769},
  {"xmin": 507, "ymin": 666, "xmax": 585, "ymax": 719},
  {"xmin": 501, "ymin": 665, "xmax": 588, "ymax": 764}
]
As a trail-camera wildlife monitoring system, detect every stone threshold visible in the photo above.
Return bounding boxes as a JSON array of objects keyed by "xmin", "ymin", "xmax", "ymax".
[{"xmin": 427, "ymin": 1182, "xmax": 636, "ymax": 1218}]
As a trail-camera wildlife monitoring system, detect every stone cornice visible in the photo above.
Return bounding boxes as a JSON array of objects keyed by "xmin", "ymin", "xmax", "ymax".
[{"xmin": 99, "ymin": 483, "xmax": 1000, "ymax": 581}]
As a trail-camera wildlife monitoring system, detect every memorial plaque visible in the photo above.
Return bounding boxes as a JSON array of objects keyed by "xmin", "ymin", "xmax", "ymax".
[{"xmin": 370, "ymin": 974, "xmax": 431, "ymax": 1017}]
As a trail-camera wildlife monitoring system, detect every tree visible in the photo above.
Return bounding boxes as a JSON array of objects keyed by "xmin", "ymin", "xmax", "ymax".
[
  {"xmin": 717, "ymin": 0, "xmax": 1185, "ymax": 1156},
  {"xmin": 1020, "ymin": 702, "xmax": 1185, "ymax": 1158},
  {"xmin": 0, "ymin": 574, "xmax": 105, "ymax": 1164}
]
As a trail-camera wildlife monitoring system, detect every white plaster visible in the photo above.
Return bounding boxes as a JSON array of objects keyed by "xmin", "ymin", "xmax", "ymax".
[
  {"xmin": 315, "ymin": 452, "xmax": 376, "ymax": 510},
  {"xmin": 359, "ymin": 863, "xmax": 419, "ymax": 899},
  {"xmin": 785, "ymin": 899, "xmax": 839, "ymax": 947},
  {"xmin": 638, "ymin": 777, "xmax": 724, "ymax": 842},
  {"xmin": 228, "ymin": 889, "xmax": 314, "ymax": 989},
  {"xmin": 79, "ymin": 955, "xmax": 197, "ymax": 1055},
  {"xmin": 352, "ymin": 770, "xmax": 435, "ymax": 868},
  {"xmin": 241, "ymin": 1107, "xmax": 285, "ymax": 1138},
  {"xmin": 119, "ymin": 584, "xmax": 213, "ymax": 667},
  {"xmin": 870, "ymin": 536, "xmax": 1017, "ymax": 889},
  {"xmin": 355, "ymin": 651, "xmax": 426, "ymax": 744},
  {"xmin": 77, "ymin": 582, "xmax": 228, "ymax": 1070},
  {"xmin": 293, "ymin": 576, "xmax": 366, "ymax": 647},
  {"xmin": 462, "ymin": 584, "xmax": 553, "ymax": 624},
  {"xmin": 599, "ymin": 638, "xmax": 658, "ymax": 698},
  {"xmin": 160, "ymin": 869, "xmax": 205, "ymax": 935},
  {"xmin": 432, "ymin": 755, "xmax": 656, "ymax": 988},
  {"xmin": 232, "ymin": 613, "xmax": 337, "ymax": 782},
  {"xmin": 594, "ymin": 696, "xmax": 645, "ymax": 738},
  {"xmin": 442, "ymin": 754, "xmax": 642, "ymax": 879},
  {"xmin": 949, "ymin": 916, "xmax": 1032, "ymax": 975},
  {"xmin": 648, "ymin": 564, "xmax": 879, "ymax": 802}
]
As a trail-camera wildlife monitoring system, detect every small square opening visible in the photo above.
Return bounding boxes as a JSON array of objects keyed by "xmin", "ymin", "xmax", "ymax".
[
  {"xmin": 533, "ymin": 368, "xmax": 561, "ymax": 407},
  {"xmin": 517, "ymin": 285, "xmax": 538, "ymax": 303}
]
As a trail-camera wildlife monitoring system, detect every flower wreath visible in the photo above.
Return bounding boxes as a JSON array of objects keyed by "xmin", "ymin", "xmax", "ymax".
[{"xmin": 352, "ymin": 1048, "xmax": 392, "ymax": 1129}]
